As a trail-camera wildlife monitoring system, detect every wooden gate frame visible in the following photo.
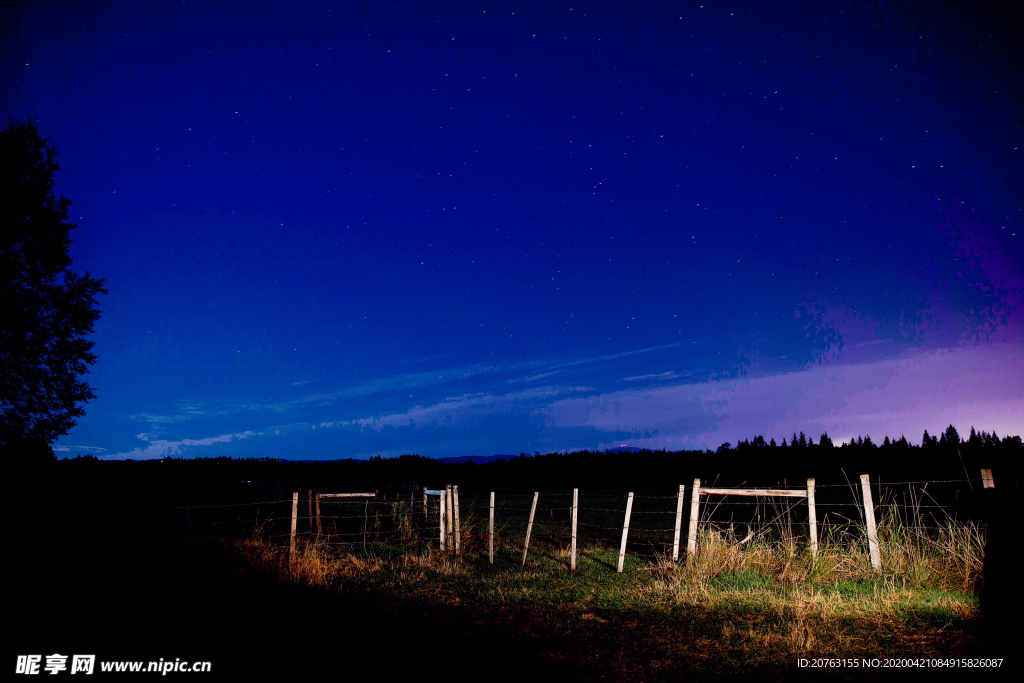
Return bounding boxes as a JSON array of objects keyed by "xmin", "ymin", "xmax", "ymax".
[
  {"xmin": 313, "ymin": 491, "xmax": 378, "ymax": 535},
  {"xmin": 685, "ymin": 478, "xmax": 817, "ymax": 564},
  {"xmin": 289, "ymin": 491, "xmax": 377, "ymax": 568},
  {"xmin": 423, "ymin": 488, "xmax": 454, "ymax": 551}
]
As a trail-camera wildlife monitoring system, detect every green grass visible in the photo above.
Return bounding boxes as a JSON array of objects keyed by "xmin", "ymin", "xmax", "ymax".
[{"xmin": 235, "ymin": 508, "xmax": 986, "ymax": 678}]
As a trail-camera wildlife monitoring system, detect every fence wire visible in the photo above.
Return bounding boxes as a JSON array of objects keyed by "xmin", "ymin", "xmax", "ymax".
[{"xmin": 127, "ymin": 476, "xmax": 994, "ymax": 566}]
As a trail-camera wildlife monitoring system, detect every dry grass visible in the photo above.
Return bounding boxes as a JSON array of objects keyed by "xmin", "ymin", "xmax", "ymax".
[
  {"xmin": 627, "ymin": 508, "xmax": 985, "ymax": 660},
  {"xmin": 673, "ymin": 503, "xmax": 985, "ymax": 592},
  {"xmin": 231, "ymin": 503, "xmax": 985, "ymax": 672}
]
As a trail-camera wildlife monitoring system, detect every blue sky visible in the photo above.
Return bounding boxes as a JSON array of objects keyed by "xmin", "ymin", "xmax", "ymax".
[{"xmin": 4, "ymin": 1, "xmax": 1021, "ymax": 459}]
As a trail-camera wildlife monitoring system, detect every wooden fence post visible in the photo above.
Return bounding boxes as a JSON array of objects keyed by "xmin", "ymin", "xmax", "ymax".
[
  {"xmin": 315, "ymin": 493, "xmax": 322, "ymax": 537},
  {"xmin": 439, "ymin": 490, "xmax": 447, "ymax": 551},
  {"xmin": 860, "ymin": 474, "xmax": 881, "ymax": 571},
  {"xmin": 521, "ymin": 492, "xmax": 539, "ymax": 566},
  {"xmin": 617, "ymin": 492, "xmax": 634, "ymax": 573},
  {"xmin": 806, "ymin": 478, "xmax": 817, "ymax": 560},
  {"xmin": 570, "ymin": 488, "xmax": 578, "ymax": 570},
  {"xmin": 672, "ymin": 484, "xmax": 685, "ymax": 562},
  {"xmin": 981, "ymin": 469, "xmax": 995, "ymax": 489},
  {"xmin": 446, "ymin": 485, "xmax": 454, "ymax": 540},
  {"xmin": 289, "ymin": 491, "xmax": 298, "ymax": 570},
  {"xmin": 453, "ymin": 485, "xmax": 461, "ymax": 554},
  {"xmin": 307, "ymin": 490, "xmax": 313, "ymax": 535},
  {"xmin": 686, "ymin": 478, "xmax": 701, "ymax": 564},
  {"xmin": 423, "ymin": 488, "xmax": 428, "ymax": 518},
  {"xmin": 489, "ymin": 492, "xmax": 495, "ymax": 564}
]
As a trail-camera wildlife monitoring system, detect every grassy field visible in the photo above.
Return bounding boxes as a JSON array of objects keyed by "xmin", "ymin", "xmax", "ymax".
[
  {"xmin": 12, "ymin": 456, "xmax": 1012, "ymax": 680},
  {"xmin": 231, "ymin": 505, "xmax": 992, "ymax": 680}
]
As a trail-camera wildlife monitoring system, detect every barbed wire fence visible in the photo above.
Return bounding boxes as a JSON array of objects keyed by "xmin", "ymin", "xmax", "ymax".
[{"xmin": 139, "ymin": 469, "xmax": 998, "ymax": 574}]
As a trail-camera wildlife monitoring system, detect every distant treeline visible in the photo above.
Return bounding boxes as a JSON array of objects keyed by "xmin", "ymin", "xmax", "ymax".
[{"xmin": 33, "ymin": 426, "xmax": 1021, "ymax": 502}]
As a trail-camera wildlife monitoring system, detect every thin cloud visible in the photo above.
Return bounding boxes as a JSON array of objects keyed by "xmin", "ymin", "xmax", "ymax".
[
  {"xmin": 623, "ymin": 371, "xmax": 680, "ymax": 382},
  {"xmin": 114, "ymin": 345, "xmax": 695, "ymax": 442},
  {"xmin": 84, "ymin": 340, "xmax": 1020, "ymax": 459},
  {"xmin": 342, "ymin": 386, "xmax": 591, "ymax": 432},
  {"xmin": 518, "ymin": 371, "xmax": 562, "ymax": 383},
  {"xmin": 128, "ymin": 412, "xmax": 203, "ymax": 424},
  {"xmin": 101, "ymin": 431, "xmax": 260, "ymax": 460},
  {"xmin": 543, "ymin": 342, "xmax": 1022, "ymax": 450},
  {"xmin": 548, "ymin": 343, "xmax": 682, "ymax": 371}
]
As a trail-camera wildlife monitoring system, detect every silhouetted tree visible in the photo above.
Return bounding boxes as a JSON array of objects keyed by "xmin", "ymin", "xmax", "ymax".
[
  {"xmin": 1, "ymin": 118, "xmax": 106, "ymax": 463},
  {"xmin": 939, "ymin": 424, "xmax": 961, "ymax": 447}
]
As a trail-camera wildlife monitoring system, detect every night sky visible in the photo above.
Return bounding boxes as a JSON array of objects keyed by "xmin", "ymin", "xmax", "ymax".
[{"xmin": 4, "ymin": 1, "xmax": 1021, "ymax": 460}]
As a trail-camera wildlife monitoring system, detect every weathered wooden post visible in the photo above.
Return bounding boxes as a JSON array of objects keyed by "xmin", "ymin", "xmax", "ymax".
[
  {"xmin": 860, "ymin": 474, "xmax": 881, "ymax": 571},
  {"xmin": 672, "ymin": 484, "xmax": 685, "ymax": 562},
  {"xmin": 521, "ymin": 492, "xmax": 539, "ymax": 566},
  {"xmin": 439, "ymin": 489, "xmax": 448, "ymax": 551},
  {"xmin": 489, "ymin": 492, "xmax": 495, "ymax": 564},
  {"xmin": 453, "ymin": 485, "xmax": 461, "ymax": 554},
  {"xmin": 807, "ymin": 478, "xmax": 817, "ymax": 560},
  {"xmin": 686, "ymin": 478, "xmax": 701, "ymax": 564},
  {"xmin": 570, "ymin": 488, "xmax": 578, "ymax": 570},
  {"xmin": 307, "ymin": 490, "xmax": 313, "ymax": 535},
  {"xmin": 315, "ymin": 493, "xmax": 322, "ymax": 537},
  {"xmin": 446, "ymin": 485, "xmax": 454, "ymax": 540},
  {"xmin": 981, "ymin": 469, "xmax": 995, "ymax": 489},
  {"xmin": 289, "ymin": 491, "xmax": 298, "ymax": 570},
  {"xmin": 423, "ymin": 487, "xmax": 428, "ymax": 518},
  {"xmin": 617, "ymin": 492, "xmax": 634, "ymax": 573}
]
